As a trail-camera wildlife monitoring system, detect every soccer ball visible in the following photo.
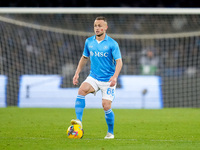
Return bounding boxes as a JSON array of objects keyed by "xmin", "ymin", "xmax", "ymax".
[{"xmin": 66, "ymin": 124, "xmax": 84, "ymax": 139}]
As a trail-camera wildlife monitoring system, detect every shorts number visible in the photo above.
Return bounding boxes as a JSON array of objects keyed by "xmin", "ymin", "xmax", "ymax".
[{"xmin": 107, "ymin": 88, "xmax": 114, "ymax": 96}]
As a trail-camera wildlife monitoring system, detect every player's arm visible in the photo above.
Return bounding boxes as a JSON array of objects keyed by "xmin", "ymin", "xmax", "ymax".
[
  {"xmin": 73, "ymin": 56, "xmax": 89, "ymax": 85},
  {"xmin": 109, "ymin": 58, "xmax": 123, "ymax": 87}
]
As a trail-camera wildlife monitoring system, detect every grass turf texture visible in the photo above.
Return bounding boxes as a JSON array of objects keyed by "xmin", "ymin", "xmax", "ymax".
[{"xmin": 0, "ymin": 108, "xmax": 200, "ymax": 150}]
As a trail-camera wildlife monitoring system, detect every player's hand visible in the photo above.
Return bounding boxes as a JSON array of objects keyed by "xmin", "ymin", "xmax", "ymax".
[
  {"xmin": 73, "ymin": 74, "xmax": 79, "ymax": 85},
  {"xmin": 109, "ymin": 76, "xmax": 117, "ymax": 87}
]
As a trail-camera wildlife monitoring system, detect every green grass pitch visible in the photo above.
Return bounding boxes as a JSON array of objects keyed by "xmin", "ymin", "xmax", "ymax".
[{"xmin": 0, "ymin": 108, "xmax": 200, "ymax": 150}]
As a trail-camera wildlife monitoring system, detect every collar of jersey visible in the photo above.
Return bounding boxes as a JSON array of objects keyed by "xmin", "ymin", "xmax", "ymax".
[{"xmin": 93, "ymin": 34, "xmax": 108, "ymax": 41}]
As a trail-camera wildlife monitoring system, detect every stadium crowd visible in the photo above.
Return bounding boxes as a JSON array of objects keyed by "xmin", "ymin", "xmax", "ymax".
[{"xmin": 1, "ymin": 14, "xmax": 200, "ymax": 78}]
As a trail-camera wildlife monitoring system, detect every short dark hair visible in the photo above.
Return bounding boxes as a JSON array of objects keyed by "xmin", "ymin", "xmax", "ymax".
[{"xmin": 95, "ymin": 16, "xmax": 107, "ymax": 23}]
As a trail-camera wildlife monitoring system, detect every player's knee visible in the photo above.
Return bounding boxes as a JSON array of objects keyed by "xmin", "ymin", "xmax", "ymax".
[
  {"xmin": 78, "ymin": 82, "xmax": 95, "ymax": 96},
  {"xmin": 102, "ymin": 100, "xmax": 111, "ymax": 111},
  {"xmin": 78, "ymin": 88, "xmax": 86, "ymax": 96},
  {"xmin": 78, "ymin": 87, "xmax": 89, "ymax": 96}
]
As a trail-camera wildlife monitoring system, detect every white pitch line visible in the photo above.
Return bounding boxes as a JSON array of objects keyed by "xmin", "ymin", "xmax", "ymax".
[
  {"xmin": 0, "ymin": 137, "xmax": 194, "ymax": 142},
  {"xmin": 83, "ymin": 138, "xmax": 193, "ymax": 142}
]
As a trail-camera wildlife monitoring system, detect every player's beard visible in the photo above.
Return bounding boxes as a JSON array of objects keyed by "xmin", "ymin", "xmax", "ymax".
[{"xmin": 96, "ymin": 32, "xmax": 104, "ymax": 37}]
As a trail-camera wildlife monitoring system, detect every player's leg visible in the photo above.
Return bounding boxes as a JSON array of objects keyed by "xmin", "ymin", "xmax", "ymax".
[
  {"xmin": 101, "ymin": 84, "xmax": 116, "ymax": 139},
  {"xmin": 71, "ymin": 77, "xmax": 97, "ymax": 128},
  {"xmin": 102, "ymin": 99, "xmax": 115, "ymax": 139},
  {"xmin": 76, "ymin": 82, "xmax": 95, "ymax": 121},
  {"xmin": 71, "ymin": 82, "xmax": 95, "ymax": 127}
]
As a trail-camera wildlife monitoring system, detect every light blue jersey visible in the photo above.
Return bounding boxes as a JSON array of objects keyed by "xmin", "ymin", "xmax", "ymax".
[{"xmin": 83, "ymin": 34, "xmax": 122, "ymax": 82}]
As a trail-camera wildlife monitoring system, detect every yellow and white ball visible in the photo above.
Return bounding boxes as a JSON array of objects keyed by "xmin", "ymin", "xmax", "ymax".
[{"xmin": 67, "ymin": 125, "xmax": 84, "ymax": 139}]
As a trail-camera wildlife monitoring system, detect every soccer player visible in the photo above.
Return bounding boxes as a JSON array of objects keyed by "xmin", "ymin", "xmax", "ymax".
[{"xmin": 71, "ymin": 16, "xmax": 123, "ymax": 139}]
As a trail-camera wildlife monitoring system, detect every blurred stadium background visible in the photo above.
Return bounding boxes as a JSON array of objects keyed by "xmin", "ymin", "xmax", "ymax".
[{"xmin": 0, "ymin": 8, "xmax": 200, "ymax": 108}]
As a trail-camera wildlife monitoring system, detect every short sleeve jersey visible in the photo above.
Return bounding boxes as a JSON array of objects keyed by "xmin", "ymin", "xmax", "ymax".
[{"xmin": 83, "ymin": 34, "xmax": 122, "ymax": 82}]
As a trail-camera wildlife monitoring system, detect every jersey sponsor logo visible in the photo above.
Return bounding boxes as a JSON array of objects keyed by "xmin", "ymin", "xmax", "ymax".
[
  {"xmin": 90, "ymin": 51, "xmax": 108, "ymax": 57},
  {"xmin": 90, "ymin": 51, "xmax": 94, "ymax": 56}
]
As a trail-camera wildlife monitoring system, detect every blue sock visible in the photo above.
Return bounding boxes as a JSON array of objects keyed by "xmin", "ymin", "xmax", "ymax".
[
  {"xmin": 75, "ymin": 95, "xmax": 85, "ymax": 122},
  {"xmin": 105, "ymin": 109, "xmax": 114, "ymax": 134}
]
